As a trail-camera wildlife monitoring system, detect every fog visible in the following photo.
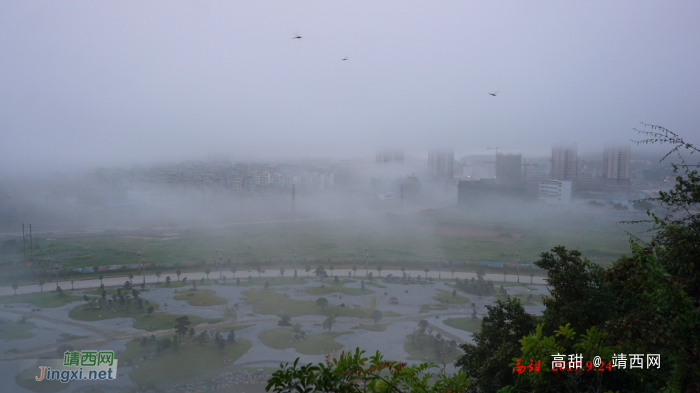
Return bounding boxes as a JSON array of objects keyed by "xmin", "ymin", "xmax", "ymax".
[{"xmin": 1, "ymin": 0, "xmax": 699, "ymax": 177}]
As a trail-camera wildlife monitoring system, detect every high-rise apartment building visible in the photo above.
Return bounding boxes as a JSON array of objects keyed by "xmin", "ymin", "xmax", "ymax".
[
  {"xmin": 603, "ymin": 146, "xmax": 631, "ymax": 184},
  {"xmin": 376, "ymin": 150, "xmax": 404, "ymax": 164},
  {"xmin": 551, "ymin": 144, "xmax": 578, "ymax": 183},
  {"xmin": 428, "ymin": 150, "xmax": 454, "ymax": 180}
]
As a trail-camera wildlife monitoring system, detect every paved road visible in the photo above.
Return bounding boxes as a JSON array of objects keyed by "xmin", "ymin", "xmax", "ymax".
[{"xmin": 1, "ymin": 269, "xmax": 545, "ymax": 298}]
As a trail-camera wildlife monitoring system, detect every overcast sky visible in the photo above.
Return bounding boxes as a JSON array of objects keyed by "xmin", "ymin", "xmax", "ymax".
[{"xmin": 1, "ymin": 1, "xmax": 699, "ymax": 174}]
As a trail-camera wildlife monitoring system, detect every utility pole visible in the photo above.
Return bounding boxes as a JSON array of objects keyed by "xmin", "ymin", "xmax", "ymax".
[
  {"xmin": 516, "ymin": 252, "xmax": 520, "ymax": 283},
  {"xmin": 55, "ymin": 264, "xmax": 60, "ymax": 288},
  {"xmin": 48, "ymin": 257, "xmax": 52, "ymax": 283},
  {"xmin": 365, "ymin": 248, "xmax": 369, "ymax": 277},
  {"xmin": 219, "ymin": 256, "xmax": 223, "ymax": 280},
  {"xmin": 22, "ymin": 224, "xmax": 27, "ymax": 266},
  {"xmin": 400, "ymin": 184, "xmax": 404, "ymax": 213},
  {"xmin": 29, "ymin": 224, "xmax": 34, "ymax": 262},
  {"xmin": 291, "ymin": 184, "xmax": 296, "ymax": 222},
  {"xmin": 137, "ymin": 251, "xmax": 142, "ymax": 276},
  {"xmin": 438, "ymin": 248, "xmax": 442, "ymax": 279},
  {"xmin": 142, "ymin": 258, "xmax": 147, "ymax": 286},
  {"xmin": 292, "ymin": 247, "xmax": 297, "ymax": 277}
]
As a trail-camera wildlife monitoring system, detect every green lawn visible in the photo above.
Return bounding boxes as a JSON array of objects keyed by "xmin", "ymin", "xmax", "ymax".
[
  {"xmin": 295, "ymin": 332, "xmax": 351, "ymax": 355},
  {"xmin": 305, "ymin": 280, "xmax": 374, "ymax": 296},
  {"xmin": 173, "ymin": 288, "xmax": 227, "ymax": 306},
  {"xmin": 15, "ymin": 367, "xmax": 70, "ymax": 393},
  {"xmin": 216, "ymin": 323, "xmax": 256, "ymax": 333},
  {"xmin": 227, "ymin": 277, "xmax": 308, "ymax": 287},
  {"xmin": 419, "ymin": 304, "xmax": 448, "ymax": 313},
  {"xmin": 351, "ymin": 323, "xmax": 391, "ymax": 332},
  {"xmin": 0, "ymin": 320, "xmax": 37, "ymax": 339},
  {"xmin": 0, "ymin": 292, "xmax": 83, "ymax": 308},
  {"xmin": 243, "ymin": 289, "xmax": 379, "ymax": 318},
  {"xmin": 84, "ymin": 288, "xmax": 149, "ymax": 296},
  {"xmin": 120, "ymin": 337, "xmax": 252, "ymax": 385},
  {"xmin": 2, "ymin": 206, "xmax": 640, "ymax": 286},
  {"xmin": 443, "ymin": 317, "xmax": 482, "ymax": 333},
  {"xmin": 258, "ymin": 327, "xmax": 351, "ymax": 355},
  {"xmin": 404, "ymin": 332, "xmax": 463, "ymax": 363},
  {"xmin": 56, "ymin": 333, "xmax": 89, "ymax": 342},
  {"xmin": 432, "ymin": 289, "xmax": 470, "ymax": 304},
  {"xmin": 68, "ymin": 302, "xmax": 219, "ymax": 330}
]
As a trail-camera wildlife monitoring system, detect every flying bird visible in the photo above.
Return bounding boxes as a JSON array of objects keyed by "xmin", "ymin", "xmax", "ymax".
[
  {"xmin": 342, "ymin": 57, "xmax": 348, "ymax": 61},
  {"xmin": 292, "ymin": 30, "xmax": 302, "ymax": 40},
  {"xmin": 489, "ymin": 92, "xmax": 498, "ymax": 97}
]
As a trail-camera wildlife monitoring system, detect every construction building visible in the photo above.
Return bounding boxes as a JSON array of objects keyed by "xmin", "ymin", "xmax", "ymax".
[
  {"xmin": 376, "ymin": 150, "xmax": 404, "ymax": 164},
  {"xmin": 603, "ymin": 146, "xmax": 631, "ymax": 194},
  {"xmin": 428, "ymin": 150, "xmax": 454, "ymax": 180},
  {"xmin": 551, "ymin": 145, "xmax": 578, "ymax": 185},
  {"xmin": 495, "ymin": 153, "xmax": 523, "ymax": 186}
]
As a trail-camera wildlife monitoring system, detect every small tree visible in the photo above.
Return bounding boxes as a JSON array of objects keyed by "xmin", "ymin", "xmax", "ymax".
[
  {"xmin": 98, "ymin": 274, "xmax": 104, "ymax": 285},
  {"xmin": 227, "ymin": 330, "xmax": 236, "ymax": 342},
  {"xmin": 316, "ymin": 297, "xmax": 329, "ymax": 310},
  {"xmin": 377, "ymin": 266, "xmax": 383, "ymax": 277},
  {"xmin": 39, "ymin": 279, "xmax": 45, "ymax": 293},
  {"xmin": 314, "ymin": 266, "xmax": 327, "ymax": 285},
  {"xmin": 166, "ymin": 276, "xmax": 171, "ymax": 286},
  {"xmin": 256, "ymin": 262, "xmax": 262, "ymax": 278},
  {"xmin": 129, "ymin": 273, "xmax": 134, "ymax": 283},
  {"xmin": 176, "ymin": 270, "xmax": 182, "ymax": 281},
  {"xmin": 305, "ymin": 264, "xmax": 311, "ymax": 277},
  {"xmin": 12, "ymin": 282, "xmax": 18, "ymax": 295},
  {"xmin": 424, "ymin": 267, "xmax": 430, "ymax": 276},
  {"xmin": 156, "ymin": 270, "xmax": 161, "ymax": 283},
  {"xmin": 70, "ymin": 279, "xmax": 75, "ymax": 290},
  {"xmin": 352, "ymin": 265, "xmax": 357, "ymax": 276},
  {"xmin": 529, "ymin": 271, "xmax": 535, "ymax": 284},
  {"xmin": 323, "ymin": 316, "xmax": 335, "ymax": 331},
  {"xmin": 418, "ymin": 319, "xmax": 429, "ymax": 333},
  {"xmin": 231, "ymin": 265, "xmax": 237, "ymax": 278},
  {"xmin": 451, "ymin": 268, "xmax": 456, "ymax": 279},
  {"xmin": 280, "ymin": 267, "xmax": 285, "ymax": 277},
  {"xmin": 174, "ymin": 316, "xmax": 191, "ymax": 342},
  {"xmin": 147, "ymin": 306, "xmax": 154, "ymax": 315},
  {"xmin": 503, "ymin": 265, "xmax": 508, "ymax": 282},
  {"xmin": 401, "ymin": 266, "xmax": 406, "ymax": 275},
  {"xmin": 329, "ymin": 265, "xmax": 335, "ymax": 276},
  {"xmin": 205, "ymin": 268, "xmax": 211, "ymax": 280},
  {"xmin": 371, "ymin": 310, "xmax": 383, "ymax": 325},
  {"xmin": 189, "ymin": 327, "xmax": 196, "ymax": 340}
]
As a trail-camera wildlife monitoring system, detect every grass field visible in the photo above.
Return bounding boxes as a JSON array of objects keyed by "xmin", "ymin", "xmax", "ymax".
[
  {"xmin": 0, "ymin": 292, "xmax": 83, "ymax": 308},
  {"xmin": 443, "ymin": 317, "xmax": 482, "ymax": 333},
  {"xmin": 419, "ymin": 304, "xmax": 448, "ymax": 313},
  {"xmin": 227, "ymin": 277, "xmax": 308, "ymax": 286},
  {"xmin": 0, "ymin": 320, "xmax": 37, "ymax": 339},
  {"xmin": 432, "ymin": 289, "xmax": 470, "ymax": 304},
  {"xmin": 121, "ymin": 337, "xmax": 252, "ymax": 385},
  {"xmin": 68, "ymin": 302, "xmax": 219, "ymax": 330},
  {"xmin": 244, "ymin": 289, "xmax": 386, "ymax": 318},
  {"xmin": 1, "ymin": 206, "xmax": 644, "ymax": 286},
  {"xmin": 216, "ymin": 323, "xmax": 256, "ymax": 333},
  {"xmin": 84, "ymin": 288, "xmax": 150, "ymax": 296},
  {"xmin": 173, "ymin": 288, "xmax": 227, "ymax": 306},
  {"xmin": 258, "ymin": 328, "xmax": 350, "ymax": 355},
  {"xmin": 404, "ymin": 332, "xmax": 463, "ymax": 363},
  {"xmin": 305, "ymin": 279, "xmax": 375, "ymax": 296},
  {"xmin": 56, "ymin": 333, "xmax": 89, "ymax": 342},
  {"xmin": 351, "ymin": 323, "xmax": 391, "ymax": 332},
  {"xmin": 15, "ymin": 368, "xmax": 70, "ymax": 393}
]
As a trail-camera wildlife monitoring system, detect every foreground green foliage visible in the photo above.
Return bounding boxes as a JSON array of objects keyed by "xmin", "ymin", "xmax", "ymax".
[{"xmin": 267, "ymin": 348, "xmax": 470, "ymax": 393}]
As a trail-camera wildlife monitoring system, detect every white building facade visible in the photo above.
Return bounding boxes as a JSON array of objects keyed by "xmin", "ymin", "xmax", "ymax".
[{"xmin": 538, "ymin": 179, "xmax": 572, "ymax": 205}]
